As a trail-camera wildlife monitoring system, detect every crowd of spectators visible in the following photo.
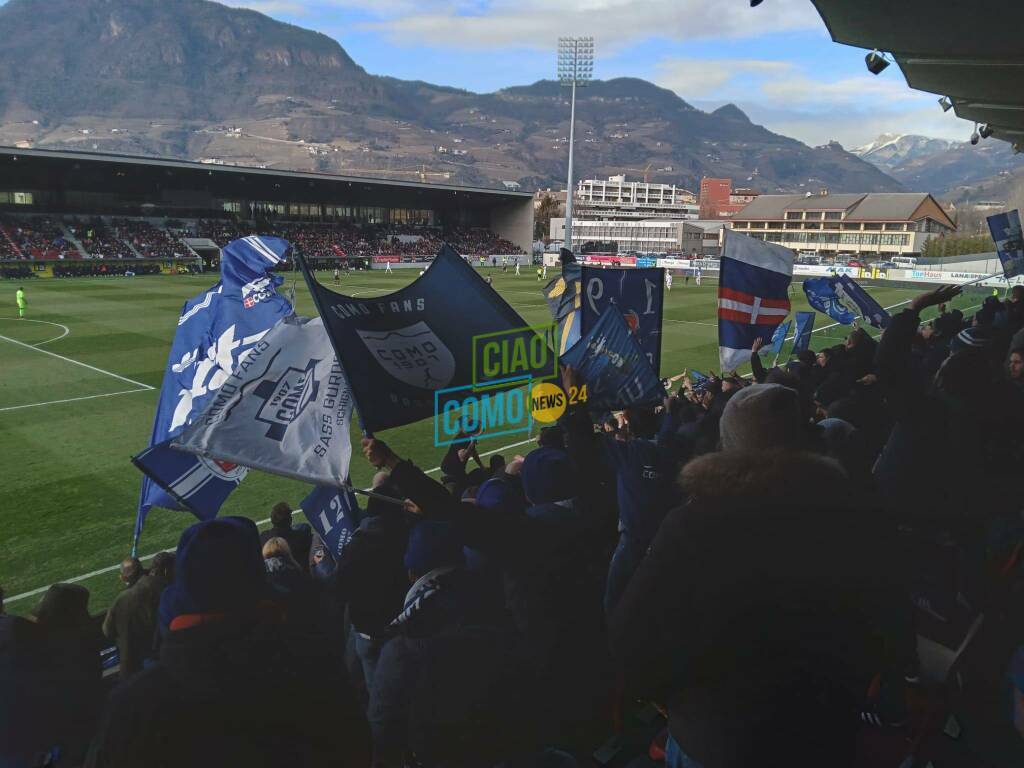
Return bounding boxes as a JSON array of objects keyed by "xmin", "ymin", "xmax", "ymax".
[
  {"xmin": 0, "ymin": 216, "xmax": 77, "ymax": 260},
  {"xmin": 4, "ymin": 283, "xmax": 1023, "ymax": 766},
  {"xmin": 110, "ymin": 220, "xmax": 188, "ymax": 259},
  {"xmin": 0, "ymin": 215, "xmax": 525, "ymax": 265},
  {"xmin": 70, "ymin": 220, "xmax": 138, "ymax": 260}
]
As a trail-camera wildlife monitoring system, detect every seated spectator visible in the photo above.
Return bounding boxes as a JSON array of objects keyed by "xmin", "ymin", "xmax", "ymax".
[
  {"xmin": 259, "ymin": 501, "xmax": 313, "ymax": 566},
  {"xmin": 103, "ymin": 553, "xmax": 175, "ymax": 680},
  {"xmin": 86, "ymin": 517, "xmax": 369, "ymax": 768},
  {"xmin": 610, "ymin": 384, "xmax": 893, "ymax": 768}
]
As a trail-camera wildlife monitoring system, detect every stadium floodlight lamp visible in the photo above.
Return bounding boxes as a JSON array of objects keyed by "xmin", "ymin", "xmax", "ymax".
[
  {"xmin": 864, "ymin": 49, "xmax": 890, "ymax": 75},
  {"xmin": 938, "ymin": 96, "xmax": 953, "ymax": 112},
  {"xmin": 979, "ymin": 123, "xmax": 994, "ymax": 139},
  {"xmin": 556, "ymin": 36, "xmax": 596, "ymax": 255}
]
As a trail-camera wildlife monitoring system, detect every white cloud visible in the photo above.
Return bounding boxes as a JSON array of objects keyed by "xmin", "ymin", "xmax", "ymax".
[
  {"xmin": 223, "ymin": 1, "xmax": 311, "ymax": 15},
  {"xmin": 657, "ymin": 55, "xmax": 969, "ymax": 148},
  {"xmin": 656, "ymin": 58, "xmax": 793, "ymax": 98},
  {"xmin": 354, "ymin": 0, "xmax": 820, "ymax": 51},
  {"xmin": 760, "ymin": 73, "xmax": 922, "ymax": 108}
]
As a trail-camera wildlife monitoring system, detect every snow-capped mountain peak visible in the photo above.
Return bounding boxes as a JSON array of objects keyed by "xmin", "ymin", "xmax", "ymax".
[{"xmin": 851, "ymin": 134, "xmax": 959, "ymax": 170}]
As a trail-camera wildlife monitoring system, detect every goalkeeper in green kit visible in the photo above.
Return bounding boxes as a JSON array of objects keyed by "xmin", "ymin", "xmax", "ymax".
[{"xmin": 16, "ymin": 286, "xmax": 26, "ymax": 319}]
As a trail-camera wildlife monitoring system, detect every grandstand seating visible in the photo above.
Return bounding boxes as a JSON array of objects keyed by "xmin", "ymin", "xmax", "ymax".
[
  {"xmin": 0, "ymin": 216, "xmax": 77, "ymax": 260},
  {"xmin": 0, "ymin": 214, "xmax": 525, "ymax": 263}
]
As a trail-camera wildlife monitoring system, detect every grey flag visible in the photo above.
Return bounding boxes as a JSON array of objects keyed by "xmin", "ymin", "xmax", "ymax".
[{"xmin": 173, "ymin": 316, "xmax": 353, "ymax": 488}]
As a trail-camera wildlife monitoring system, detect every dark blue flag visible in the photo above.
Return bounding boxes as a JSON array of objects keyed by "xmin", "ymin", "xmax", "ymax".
[
  {"xmin": 560, "ymin": 305, "xmax": 665, "ymax": 411},
  {"xmin": 791, "ymin": 311, "xmax": 815, "ymax": 355},
  {"xmin": 768, "ymin": 319, "xmax": 792, "ymax": 356},
  {"xmin": 300, "ymin": 485, "xmax": 363, "ymax": 560},
  {"xmin": 987, "ymin": 210, "xmax": 1024, "ymax": 279},
  {"xmin": 803, "ymin": 276, "xmax": 856, "ymax": 325},
  {"xmin": 542, "ymin": 261, "xmax": 582, "ymax": 354},
  {"xmin": 580, "ymin": 265, "xmax": 664, "ymax": 375},
  {"xmin": 299, "ymin": 243, "xmax": 535, "ymax": 434},
  {"xmin": 835, "ymin": 275, "xmax": 890, "ymax": 329},
  {"xmin": 133, "ymin": 236, "xmax": 294, "ymax": 544}
]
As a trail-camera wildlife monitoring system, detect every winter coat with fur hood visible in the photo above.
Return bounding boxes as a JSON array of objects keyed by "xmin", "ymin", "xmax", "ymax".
[{"xmin": 609, "ymin": 448, "xmax": 893, "ymax": 768}]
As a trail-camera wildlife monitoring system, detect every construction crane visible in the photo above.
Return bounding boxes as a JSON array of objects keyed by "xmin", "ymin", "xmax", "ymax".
[
  {"xmin": 622, "ymin": 163, "xmax": 653, "ymax": 183},
  {"xmin": 340, "ymin": 164, "xmax": 451, "ymax": 182}
]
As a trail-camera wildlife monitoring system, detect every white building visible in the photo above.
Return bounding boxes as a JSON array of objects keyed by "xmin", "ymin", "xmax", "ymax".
[
  {"xmin": 550, "ymin": 217, "xmax": 727, "ymax": 256},
  {"xmin": 730, "ymin": 192, "xmax": 956, "ymax": 260},
  {"xmin": 575, "ymin": 174, "xmax": 698, "ymax": 221}
]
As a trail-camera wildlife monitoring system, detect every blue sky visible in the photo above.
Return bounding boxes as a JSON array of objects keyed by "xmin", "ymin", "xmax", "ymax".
[{"xmin": 3, "ymin": 0, "xmax": 970, "ymax": 148}]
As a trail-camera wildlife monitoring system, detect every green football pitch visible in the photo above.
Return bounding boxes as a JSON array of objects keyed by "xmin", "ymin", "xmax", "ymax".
[{"xmin": 0, "ymin": 269, "xmax": 984, "ymax": 615}]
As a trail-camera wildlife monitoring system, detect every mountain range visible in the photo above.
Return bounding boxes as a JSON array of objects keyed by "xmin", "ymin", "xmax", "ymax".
[
  {"xmin": 852, "ymin": 133, "xmax": 1024, "ymax": 202},
  {"xmin": 0, "ymin": 0, "xmax": 907, "ymax": 194}
]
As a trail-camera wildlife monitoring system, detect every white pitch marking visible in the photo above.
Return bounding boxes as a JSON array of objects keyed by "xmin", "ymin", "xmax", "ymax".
[
  {"xmin": 0, "ymin": 388, "xmax": 150, "ymax": 413},
  {"xmin": 0, "ymin": 332, "xmax": 155, "ymax": 390},
  {"xmin": 0, "ymin": 317, "xmax": 70, "ymax": 346}
]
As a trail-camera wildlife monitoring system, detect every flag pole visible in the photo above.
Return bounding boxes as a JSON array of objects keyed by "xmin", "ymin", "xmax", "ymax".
[
  {"xmin": 343, "ymin": 485, "xmax": 407, "ymax": 507},
  {"xmin": 294, "ymin": 251, "xmax": 374, "ymax": 439}
]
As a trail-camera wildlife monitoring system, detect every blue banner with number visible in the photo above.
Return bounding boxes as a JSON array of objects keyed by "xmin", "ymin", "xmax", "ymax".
[
  {"xmin": 580, "ymin": 266, "xmax": 664, "ymax": 375},
  {"xmin": 300, "ymin": 485, "xmax": 363, "ymax": 560}
]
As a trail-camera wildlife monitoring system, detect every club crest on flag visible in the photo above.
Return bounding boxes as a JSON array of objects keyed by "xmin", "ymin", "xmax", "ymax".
[
  {"xmin": 356, "ymin": 321, "xmax": 456, "ymax": 391},
  {"xmin": 254, "ymin": 359, "xmax": 322, "ymax": 441},
  {"xmin": 198, "ymin": 455, "xmax": 247, "ymax": 482},
  {"xmin": 242, "ymin": 276, "xmax": 275, "ymax": 309}
]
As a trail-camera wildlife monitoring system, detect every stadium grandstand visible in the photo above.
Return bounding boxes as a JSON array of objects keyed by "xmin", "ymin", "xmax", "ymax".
[{"xmin": 0, "ymin": 147, "xmax": 531, "ymax": 276}]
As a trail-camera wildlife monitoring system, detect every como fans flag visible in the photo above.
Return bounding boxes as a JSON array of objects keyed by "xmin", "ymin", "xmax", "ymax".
[
  {"xmin": 299, "ymin": 243, "xmax": 537, "ymax": 434},
  {"xmin": 172, "ymin": 316, "xmax": 353, "ymax": 489},
  {"xmin": 133, "ymin": 236, "xmax": 293, "ymax": 541},
  {"xmin": 717, "ymin": 231, "xmax": 794, "ymax": 371}
]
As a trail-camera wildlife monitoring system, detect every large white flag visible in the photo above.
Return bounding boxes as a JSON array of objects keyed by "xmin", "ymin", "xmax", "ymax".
[{"xmin": 173, "ymin": 316, "xmax": 353, "ymax": 487}]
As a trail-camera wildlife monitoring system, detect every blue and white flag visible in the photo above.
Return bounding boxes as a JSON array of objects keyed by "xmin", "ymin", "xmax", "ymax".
[
  {"xmin": 300, "ymin": 485, "xmax": 363, "ymax": 561},
  {"xmin": 542, "ymin": 258, "xmax": 582, "ymax": 355},
  {"xmin": 299, "ymin": 243, "xmax": 535, "ymax": 434},
  {"xmin": 835, "ymin": 275, "xmax": 890, "ymax": 329},
  {"xmin": 768, "ymin": 319, "xmax": 792, "ymax": 356},
  {"xmin": 580, "ymin": 266, "xmax": 664, "ymax": 374},
  {"xmin": 172, "ymin": 316, "xmax": 353, "ymax": 488},
  {"xmin": 560, "ymin": 305, "xmax": 664, "ymax": 411},
  {"xmin": 803, "ymin": 276, "xmax": 857, "ymax": 325},
  {"xmin": 717, "ymin": 231, "xmax": 794, "ymax": 371},
  {"xmin": 987, "ymin": 210, "xmax": 1024, "ymax": 279},
  {"xmin": 791, "ymin": 311, "xmax": 815, "ymax": 355},
  {"xmin": 133, "ymin": 236, "xmax": 293, "ymax": 539}
]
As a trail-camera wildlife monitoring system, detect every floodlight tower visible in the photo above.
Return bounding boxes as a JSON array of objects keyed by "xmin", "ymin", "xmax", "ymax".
[{"xmin": 557, "ymin": 36, "xmax": 594, "ymax": 253}]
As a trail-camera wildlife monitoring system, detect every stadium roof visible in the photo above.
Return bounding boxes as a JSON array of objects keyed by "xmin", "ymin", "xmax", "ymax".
[
  {"xmin": 736, "ymin": 192, "xmax": 955, "ymax": 227},
  {"xmin": 811, "ymin": 0, "xmax": 1024, "ymax": 148},
  {"xmin": 0, "ymin": 146, "xmax": 531, "ymax": 211}
]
